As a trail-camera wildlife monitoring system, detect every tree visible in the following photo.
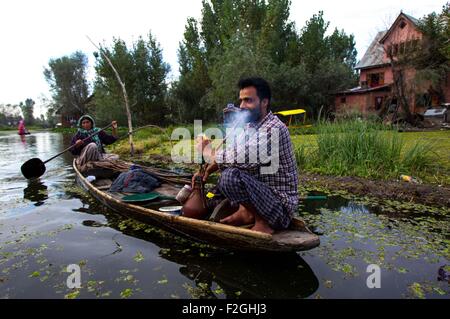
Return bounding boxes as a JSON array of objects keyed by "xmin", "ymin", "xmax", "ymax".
[
  {"xmin": 19, "ymin": 98, "xmax": 35, "ymax": 125},
  {"xmin": 328, "ymin": 28, "xmax": 358, "ymax": 69},
  {"xmin": 171, "ymin": 3, "xmax": 357, "ymax": 122},
  {"xmin": 171, "ymin": 18, "xmax": 211, "ymax": 122},
  {"xmin": 93, "ymin": 38, "xmax": 135, "ymax": 126},
  {"xmin": 44, "ymin": 51, "xmax": 90, "ymax": 117},
  {"xmin": 292, "ymin": 11, "xmax": 358, "ymax": 117},
  {"xmin": 93, "ymin": 33, "xmax": 170, "ymax": 126},
  {"xmin": 414, "ymin": 4, "xmax": 450, "ymax": 104},
  {"xmin": 146, "ymin": 34, "xmax": 171, "ymax": 123},
  {"xmin": 0, "ymin": 104, "xmax": 21, "ymax": 126}
]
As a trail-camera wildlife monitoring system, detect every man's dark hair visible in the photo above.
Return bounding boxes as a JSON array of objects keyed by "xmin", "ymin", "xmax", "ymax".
[{"xmin": 238, "ymin": 77, "xmax": 271, "ymax": 107}]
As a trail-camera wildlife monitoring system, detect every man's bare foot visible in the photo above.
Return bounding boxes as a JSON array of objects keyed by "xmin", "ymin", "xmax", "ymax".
[
  {"xmin": 251, "ymin": 214, "xmax": 274, "ymax": 235},
  {"xmin": 220, "ymin": 204, "xmax": 255, "ymax": 226}
]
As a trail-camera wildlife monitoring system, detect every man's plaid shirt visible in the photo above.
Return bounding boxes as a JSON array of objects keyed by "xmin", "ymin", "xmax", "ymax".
[{"xmin": 216, "ymin": 111, "xmax": 299, "ymax": 217}]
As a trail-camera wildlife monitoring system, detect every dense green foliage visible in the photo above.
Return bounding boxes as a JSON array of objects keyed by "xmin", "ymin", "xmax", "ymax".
[
  {"xmin": 43, "ymin": 51, "xmax": 90, "ymax": 118},
  {"xmin": 92, "ymin": 33, "xmax": 170, "ymax": 126},
  {"xmin": 37, "ymin": 1, "xmax": 359, "ymax": 125},
  {"xmin": 172, "ymin": 1, "xmax": 358, "ymax": 122},
  {"xmin": 413, "ymin": 3, "xmax": 450, "ymax": 103}
]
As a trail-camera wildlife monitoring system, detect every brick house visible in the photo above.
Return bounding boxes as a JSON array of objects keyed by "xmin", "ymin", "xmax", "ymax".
[{"xmin": 335, "ymin": 12, "xmax": 450, "ymax": 116}]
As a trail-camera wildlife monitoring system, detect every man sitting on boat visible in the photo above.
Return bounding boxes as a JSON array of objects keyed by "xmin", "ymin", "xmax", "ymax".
[
  {"xmin": 194, "ymin": 77, "xmax": 298, "ymax": 234},
  {"xmin": 71, "ymin": 115, "xmax": 119, "ymax": 170}
]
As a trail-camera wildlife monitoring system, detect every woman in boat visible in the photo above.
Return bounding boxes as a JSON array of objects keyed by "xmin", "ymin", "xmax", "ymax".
[
  {"xmin": 18, "ymin": 119, "xmax": 28, "ymax": 135},
  {"xmin": 70, "ymin": 115, "xmax": 118, "ymax": 169}
]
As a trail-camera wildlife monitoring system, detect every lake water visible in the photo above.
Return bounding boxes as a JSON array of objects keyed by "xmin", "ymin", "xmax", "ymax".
[{"xmin": 0, "ymin": 131, "xmax": 448, "ymax": 299}]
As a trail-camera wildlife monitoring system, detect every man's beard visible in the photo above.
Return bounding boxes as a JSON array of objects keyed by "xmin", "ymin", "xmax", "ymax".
[{"xmin": 241, "ymin": 104, "xmax": 261, "ymax": 124}]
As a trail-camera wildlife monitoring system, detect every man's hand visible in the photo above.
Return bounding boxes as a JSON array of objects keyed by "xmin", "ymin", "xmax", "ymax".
[
  {"xmin": 191, "ymin": 161, "xmax": 219, "ymax": 187},
  {"xmin": 195, "ymin": 134, "xmax": 215, "ymax": 163},
  {"xmin": 195, "ymin": 134, "xmax": 211, "ymax": 153},
  {"xmin": 191, "ymin": 170, "xmax": 209, "ymax": 188}
]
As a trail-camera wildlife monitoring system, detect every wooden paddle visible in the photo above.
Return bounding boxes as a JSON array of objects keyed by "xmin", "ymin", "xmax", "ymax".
[{"xmin": 21, "ymin": 123, "xmax": 113, "ymax": 179}]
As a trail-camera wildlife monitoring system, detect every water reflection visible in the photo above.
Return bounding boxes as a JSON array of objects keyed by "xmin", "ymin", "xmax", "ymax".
[
  {"xmin": 2, "ymin": 131, "xmax": 448, "ymax": 298},
  {"xmin": 23, "ymin": 179, "xmax": 48, "ymax": 206},
  {"xmin": 172, "ymin": 252, "xmax": 319, "ymax": 298},
  {"xmin": 97, "ymin": 205, "xmax": 319, "ymax": 299}
]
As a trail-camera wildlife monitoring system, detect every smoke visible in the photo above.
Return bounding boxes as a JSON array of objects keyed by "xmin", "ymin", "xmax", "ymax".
[{"xmin": 223, "ymin": 104, "xmax": 260, "ymax": 128}]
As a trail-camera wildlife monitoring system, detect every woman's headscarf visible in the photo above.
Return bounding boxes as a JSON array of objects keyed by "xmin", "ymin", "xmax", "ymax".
[{"xmin": 77, "ymin": 115, "xmax": 102, "ymax": 150}]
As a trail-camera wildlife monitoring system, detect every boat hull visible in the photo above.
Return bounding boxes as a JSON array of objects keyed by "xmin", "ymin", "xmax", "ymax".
[{"xmin": 74, "ymin": 160, "xmax": 320, "ymax": 252}]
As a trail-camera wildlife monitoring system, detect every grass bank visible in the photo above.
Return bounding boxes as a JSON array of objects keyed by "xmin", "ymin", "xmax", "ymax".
[
  {"xmin": 106, "ymin": 121, "xmax": 449, "ymax": 186},
  {"xmin": 293, "ymin": 120, "xmax": 449, "ymax": 185}
]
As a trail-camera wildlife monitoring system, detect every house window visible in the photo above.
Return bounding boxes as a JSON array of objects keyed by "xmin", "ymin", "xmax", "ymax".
[
  {"xmin": 399, "ymin": 20, "xmax": 406, "ymax": 29},
  {"xmin": 341, "ymin": 97, "xmax": 346, "ymax": 104},
  {"xmin": 367, "ymin": 73, "xmax": 384, "ymax": 87}
]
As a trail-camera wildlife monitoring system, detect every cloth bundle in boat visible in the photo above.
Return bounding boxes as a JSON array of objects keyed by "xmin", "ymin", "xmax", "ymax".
[{"xmin": 110, "ymin": 166, "xmax": 161, "ymax": 193}]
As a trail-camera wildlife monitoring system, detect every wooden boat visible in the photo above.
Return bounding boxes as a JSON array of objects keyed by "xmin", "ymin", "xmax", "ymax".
[{"xmin": 74, "ymin": 159, "xmax": 320, "ymax": 252}]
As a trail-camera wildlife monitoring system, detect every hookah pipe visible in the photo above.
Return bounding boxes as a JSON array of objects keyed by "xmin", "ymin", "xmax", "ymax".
[{"xmin": 194, "ymin": 104, "xmax": 246, "ymax": 209}]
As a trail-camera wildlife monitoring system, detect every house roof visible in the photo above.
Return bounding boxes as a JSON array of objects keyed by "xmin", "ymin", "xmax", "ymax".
[
  {"xmin": 336, "ymin": 84, "xmax": 391, "ymax": 95},
  {"xmin": 355, "ymin": 12, "xmax": 421, "ymax": 70},
  {"xmin": 379, "ymin": 12, "xmax": 420, "ymax": 44},
  {"xmin": 355, "ymin": 31, "xmax": 387, "ymax": 70}
]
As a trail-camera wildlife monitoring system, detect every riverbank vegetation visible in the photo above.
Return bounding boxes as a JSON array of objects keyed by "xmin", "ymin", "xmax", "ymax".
[{"xmin": 106, "ymin": 120, "xmax": 449, "ymax": 186}]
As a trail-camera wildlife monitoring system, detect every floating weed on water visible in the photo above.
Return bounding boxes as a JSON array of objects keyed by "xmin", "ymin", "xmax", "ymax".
[
  {"xmin": 213, "ymin": 285, "xmax": 225, "ymax": 296},
  {"xmin": 157, "ymin": 276, "xmax": 168, "ymax": 285},
  {"xmin": 339, "ymin": 263, "xmax": 357, "ymax": 277},
  {"xmin": 409, "ymin": 282, "xmax": 426, "ymax": 299},
  {"xmin": 183, "ymin": 282, "xmax": 213, "ymax": 299},
  {"xmin": 116, "ymin": 269, "xmax": 139, "ymax": 285},
  {"xmin": 300, "ymin": 199, "xmax": 449, "ymax": 289},
  {"xmin": 159, "ymin": 248, "xmax": 171, "ymax": 257},
  {"xmin": 118, "ymin": 221, "xmax": 128, "ymax": 231},
  {"xmin": 405, "ymin": 282, "xmax": 441, "ymax": 299},
  {"xmin": 64, "ymin": 290, "xmax": 80, "ymax": 299},
  {"xmin": 29, "ymin": 271, "xmax": 40, "ymax": 278},
  {"xmin": 134, "ymin": 251, "xmax": 145, "ymax": 263},
  {"xmin": 397, "ymin": 267, "xmax": 409, "ymax": 274},
  {"xmin": 433, "ymin": 287, "xmax": 446, "ymax": 295},
  {"xmin": 324, "ymin": 280, "xmax": 333, "ymax": 289},
  {"xmin": 120, "ymin": 288, "xmax": 133, "ymax": 298},
  {"xmin": 86, "ymin": 280, "xmax": 105, "ymax": 295}
]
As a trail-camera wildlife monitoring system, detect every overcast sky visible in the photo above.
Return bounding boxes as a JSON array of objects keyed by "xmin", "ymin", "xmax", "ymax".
[{"xmin": 0, "ymin": 0, "xmax": 445, "ymax": 116}]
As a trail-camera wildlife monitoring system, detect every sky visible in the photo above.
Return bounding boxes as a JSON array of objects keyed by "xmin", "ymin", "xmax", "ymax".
[{"xmin": 0, "ymin": 0, "xmax": 445, "ymax": 117}]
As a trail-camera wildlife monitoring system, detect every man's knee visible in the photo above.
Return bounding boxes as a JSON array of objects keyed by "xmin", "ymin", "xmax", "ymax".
[{"xmin": 218, "ymin": 168, "xmax": 241, "ymax": 193}]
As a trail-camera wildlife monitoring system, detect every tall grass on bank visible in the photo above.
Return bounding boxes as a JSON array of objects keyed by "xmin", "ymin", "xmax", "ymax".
[{"xmin": 295, "ymin": 119, "xmax": 437, "ymax": 180}]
